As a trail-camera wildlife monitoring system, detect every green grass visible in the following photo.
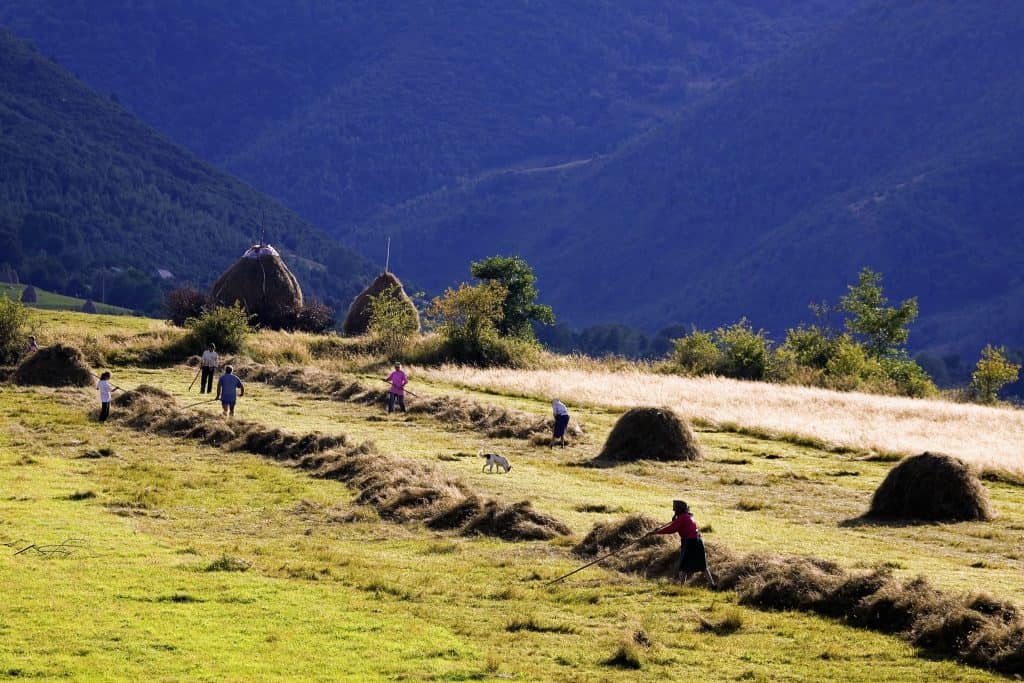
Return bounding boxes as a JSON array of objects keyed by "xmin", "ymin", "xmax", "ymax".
[
  {"xmin": 1, "ymin": 310, "xmax": 1019, "ymax": 680},
  {"xmin": 0, "ymin": 283, "xmax": 133, "ymax": 315}
]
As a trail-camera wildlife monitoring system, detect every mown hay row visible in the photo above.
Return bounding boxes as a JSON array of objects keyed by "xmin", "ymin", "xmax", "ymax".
[
  {"xmin": 574, "ymin": 515, "xmax": 1024, "ymax": 676},
  {"xmin": 110, "ymin": 386, "xmax": 570, "ymax": 541},
  {"xmin": 234, "ymin": 363, "xmax": 584, "ymax": 444}
]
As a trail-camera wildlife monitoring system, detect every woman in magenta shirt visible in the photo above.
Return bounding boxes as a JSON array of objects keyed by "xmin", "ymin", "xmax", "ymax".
[
  {"xmin": 385, "ymin": 362, "xmax": 408, "ymax": 413},
  {"xmin": 650, "ymin": 500, "xmax": 715, "ymax": 586}
]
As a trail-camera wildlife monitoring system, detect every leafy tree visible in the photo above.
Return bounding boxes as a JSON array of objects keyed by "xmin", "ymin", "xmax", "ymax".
[
  {"xmin": 164, "ymin": 287, "xmax": 209, "ymax": 327},
  {"xmin": 470, "ymin": 255, "xmax": 553, "ymax": 340},
  {"xmin": 367, "ymin": 285, "xmax": 418, "ymax": 357},
  {"xmin": 839, "ymin": 268, "xmax": 918, "ymax": 358},
  {"xmin": 970, "ymin": 345, "xmax": 1020, "ymax": 404},
  {"xmin": 293, "ymin": 301, "xmax": 336, "ymax": 334},
  {"xmin": 0, "ymin": 296, "xmax": 30, "ymax": 364}
]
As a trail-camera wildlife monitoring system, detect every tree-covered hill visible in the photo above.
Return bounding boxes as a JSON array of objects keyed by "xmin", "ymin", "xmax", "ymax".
[
  {"xmin": 0, "ymin": 29, "xmax": 374, "ymax": 314},
  {"xmin": 353, "ymin": 0, "xmax": 1024, "ymax": 356},
  {"xmin": 0, "ymin": 1, "xmax": 857, "ymax": 230}
]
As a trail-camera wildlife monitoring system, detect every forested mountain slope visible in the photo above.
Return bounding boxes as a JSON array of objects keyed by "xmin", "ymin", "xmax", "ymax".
[
  {"xmin": 0, "ymin": 29, "xmax": 373, "ymax": 313},
  {"xmin": 0, "ymin": 1, "xmax": 857, "ymax": 229},
  {"xmin": 355, "ymin": 0, "xmax": 1024, "ymax": 355}
]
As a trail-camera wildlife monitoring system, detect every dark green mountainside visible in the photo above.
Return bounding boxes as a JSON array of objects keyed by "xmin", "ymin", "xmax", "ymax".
[
  {"xmin": 0, "ymin": 29, "xmax": 373, "ymax": 313},
  {"xmin": 354, "ymin": 0, "xmax": 1024, "ymax": 355},
  {"xmin": 0, "ymin": 1, "xmax": 856, "ymax": 230}
]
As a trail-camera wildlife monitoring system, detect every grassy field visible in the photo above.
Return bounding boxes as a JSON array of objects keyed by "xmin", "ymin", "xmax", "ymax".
[
  {"xmin": 422, "ymin": 367, "xmax": 1024, "ymax": 473},
  {"xmin": 0, "ymin": 283, "xmax": 133, "ymax": 316},
  {"xmin": 2, "ymin": 310, "xmax": 1022, "ymax": 680}
]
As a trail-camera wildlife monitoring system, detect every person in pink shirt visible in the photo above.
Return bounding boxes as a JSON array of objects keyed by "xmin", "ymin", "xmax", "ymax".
[
  {"xmin": 385, "ymin": 362, "xmax": 408, "ymax": 413},
  {"xmin": 649, "ymin": 500, "xmax": 715, "ymax": 586}
]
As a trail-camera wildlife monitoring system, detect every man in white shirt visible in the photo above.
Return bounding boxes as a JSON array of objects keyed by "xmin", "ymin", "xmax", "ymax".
[{"xmin": 200, "ymin": 343, "xmax": 219, "ymax": 394}]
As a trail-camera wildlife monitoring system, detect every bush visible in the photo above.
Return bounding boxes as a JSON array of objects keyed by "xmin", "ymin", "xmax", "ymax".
[
  {"xmin": 672, "ymin": 330, "xmax": 720, "ymax": 375},
  {"xmin": 164, "ymin": 287, "xmax": 209, "ymax": 327},
  {"xmin": 823, "ymin": 336, "xmax": 887, "ymax": 392},
  {"xmin": 425, "ymin": 281, "xmax": 542, "ymax": 366},
  {"xmin": 185, "ymin": 303, "xmax": 253, "ymax": 352},
  {"xmin": 716, "ymin": 319, "xmax": 770, "ymax": 380},
  {"xmin": 0, "ymin": 296, "xmax": 30, "ymax": 364},
  {"xmin": 783, "ymin": 324, "xmax": 834, "ymax": 368},
  {"xmin": 293, "ymin": 301, "xmax": 335, "ymax": 333},
  {"xmin": 19, "ymin": 285, "xmax": 37, "ymax": 303},
  {"xmin": 880, "ymin": 356, "xmax": 937, "ymax": 398}
]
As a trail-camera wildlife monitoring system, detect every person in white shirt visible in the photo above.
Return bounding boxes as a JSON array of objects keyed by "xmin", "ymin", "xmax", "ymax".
[
  {"xmin": 200, "ymin": 343, "xmax": 219, "ymax": 394},
  {"xmin": 552, "ymin": 398, "xmax": 570, "ymax": 448},
  {"xmin": 97, "ymin": 371, "xmax": 116, "ymax": 422}
]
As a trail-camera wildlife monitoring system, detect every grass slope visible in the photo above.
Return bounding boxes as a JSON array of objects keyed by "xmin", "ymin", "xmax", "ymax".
[
  {"xmin": 2, "ymin": 310, "xmax": 1021, "ymax": 679},
  {"xmin": 0, "ymin": 283, "xmax": 132, "ymax": 315}
]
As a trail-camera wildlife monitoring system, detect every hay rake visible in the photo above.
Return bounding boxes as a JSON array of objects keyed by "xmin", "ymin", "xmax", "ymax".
[{"xmin": 544, "ymin": 536, "xmax": 646, "ymax": 586}]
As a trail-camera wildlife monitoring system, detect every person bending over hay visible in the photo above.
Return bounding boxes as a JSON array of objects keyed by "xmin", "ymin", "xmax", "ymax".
[
  {"xmin": 595, "ymin": 407, "xmax": 702, "ymax": 463},
  {"xmin": 866, "ymin": 452, "xmax": 992, "ymax": 522}
]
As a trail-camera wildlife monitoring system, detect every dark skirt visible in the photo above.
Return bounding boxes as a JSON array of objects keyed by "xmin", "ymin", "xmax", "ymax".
[
  {"xmin": 679, "ymin": 537, "xmax": 708, "ymax": 573},
  {"xmin": 553, "ymin": 413, "xmax": 570, "ymax": 437}
]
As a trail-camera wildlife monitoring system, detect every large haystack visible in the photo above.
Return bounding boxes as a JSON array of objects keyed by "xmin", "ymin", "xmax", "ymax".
[
  {"xmin": 867, "ymin": 452, "xmax": 992, "ymax": 522},
  {"xmin": 13, "ymin": 343, "xmax": 92, "ymax": 387},
  {"xmin": 210, "ymin": 244, "xmax": 303, "ymax": 328},
  {"xmin": 594, "ymin": 407, "xmax": 702, "ymax": 464},
  {"xmin": 342, "ymin": 271, "xmax": 419, "ymax": 336}
]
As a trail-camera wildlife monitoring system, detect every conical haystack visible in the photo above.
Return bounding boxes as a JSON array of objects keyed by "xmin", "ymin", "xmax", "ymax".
[
  {"xmin": 13, "ymin": 343, "xmax": 93, "ymax": 387},
  {"xmin": 342, "ymin": 271, "xmax": 420, "ymax": 336},
  {"xmin": 867, "ymin": 452, "xmax": 992, "ymax": 522},
  {"xmin": 210, "ymin": 244, "xmax": 303, "ymax": 328},
  {"xmin": 594, "ymin": 407, "xmax": 702, "ymax": 464}
]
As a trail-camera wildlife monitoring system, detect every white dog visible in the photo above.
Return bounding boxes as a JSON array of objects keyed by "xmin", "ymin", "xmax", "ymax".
[{"xmin": 479, "ymin": 451, "xmax": 512, "ymax": 473}]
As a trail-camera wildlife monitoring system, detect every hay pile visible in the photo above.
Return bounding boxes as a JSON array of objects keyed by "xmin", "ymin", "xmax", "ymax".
[
  {"xmin": 210, "ymin": 244, "xmax": 303, "ymax": 328},
  {"xmin": 111, "ymin": 386, "xmax": 570, "ymax": 542},
  {"xmin": 867, "ymin": 452, "xmax": 993, "ymax": 522},
  {"xmin": 427, "ymin": 496, "xmax": 571, "ymax": 541},
  {"xmin": 233, "ymin": 363, "xmax": 583, "ymax": 443},
  {"xmin": 573, "ymin": 514, "xmax": 679, "ymax": 577},
  {"xmin": 342, "ymin": 271, "xmax": 420, "ymax": 336},
  {"xmin": 594, "ymin": 407, "xmax": 701, "ymax": 464},
  {"xmin": 13, "ymin": 344, "xmax": 93, "ymax": 387},
  {"xmin": 574, "ymin": 515, "xmax": 1024, "ymax": 675}
]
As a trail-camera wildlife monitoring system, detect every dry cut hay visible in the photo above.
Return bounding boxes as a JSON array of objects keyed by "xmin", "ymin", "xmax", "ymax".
[
  {"xmin": 594, "ymin": 407, "xmax": 701, "ymax": 464},
  {"xmin": 13, "ymin": 344, "xmax": 93, "ymax": 387},
  {"xmin": 233, "ymin": 362, "xmax": 584, "ymax": 443},
  {"xmin": 867, "ymin": 452, "xmax": 993, "ymax": 522},
  {"xmin": 573, "ymin": 514, "xmax": 679, "ymax": 578},
  {"xmin": 210, "ymin": 248, "xmax": 303, "ymax": 328},
  {"xmin": 111, "ymin": 385, "xmax": 570, "ymax": 543},
  {"xmin": 342, "ymin": 271, "xmax": 420, "ymax": 336},
  {"xmin": 576, "ymin": 514, "xmax": 1024, "ymax": 676}
]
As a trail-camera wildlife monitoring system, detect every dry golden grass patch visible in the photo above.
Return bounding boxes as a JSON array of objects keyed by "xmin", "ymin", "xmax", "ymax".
[{"xmin": 423, "ymin": 367, "xmax": 1024, "ymax": 472}]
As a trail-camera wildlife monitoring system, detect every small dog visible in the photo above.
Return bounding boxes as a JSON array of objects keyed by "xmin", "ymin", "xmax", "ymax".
[{"xmin": 479, "ymin": 450, "xmax": 512, "ymax": 473}]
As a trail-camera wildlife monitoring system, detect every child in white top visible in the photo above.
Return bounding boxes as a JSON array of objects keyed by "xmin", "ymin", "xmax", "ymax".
[{"xmin": 97, "ymin": 371, "xmax": 114, "ymax": 422}]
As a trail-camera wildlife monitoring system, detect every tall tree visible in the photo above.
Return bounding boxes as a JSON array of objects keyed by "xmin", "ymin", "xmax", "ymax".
[
  {"xmin": 470, "ymin": 256, "xmax": 554, "ymax": 340},
  {"xmin": 839, "ymin": 268, "xmax": 918, "ymax": 358}
]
